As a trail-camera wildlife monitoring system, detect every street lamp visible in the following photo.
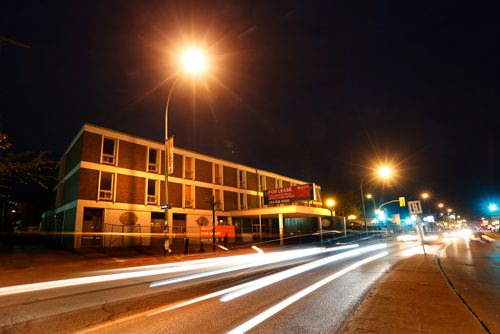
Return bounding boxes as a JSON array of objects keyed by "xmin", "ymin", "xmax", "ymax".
[
  {"xmin": 420, "ymin": 192, "xmax": 430, "ymax": 214},
  {"xmin": 163, "ymin": 48, "xmax": 207, "ymax": 254},
  {"xmin": 326, "ymin": 198, "xmax": 336, "ymax": 224},
  {"xmin": 324, "ymin": 199, "xmax": 335, "ymax": 243},
  {"xmin": 360, "ymin": 166, "xmax": 393, "ymax": 231},
  {"xmin": 366, "ymin": 193, "xmax": 377, "ymax": 211}
]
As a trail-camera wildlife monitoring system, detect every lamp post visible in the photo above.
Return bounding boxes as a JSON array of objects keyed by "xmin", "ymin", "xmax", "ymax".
[
  {"xmin": 420, "ymin": 192, "xmax": 430, "ymax": 215},
  {"xmin": 360, "ymin": 166, "xmax": 393, "ymax": 231},
  {"xmin": 163, "ymin": 49, "xmax": 206, "ymax": 254},
  {"xmin": 325, "ymin": 198, "xmax": 338, "ymax": 241},
  {"xmin": 366, "ymin": 194, "xmax": 377, "ymax": 211},
  {"xmin": 326, "ymin": 198, "xmax": 335, "ymax": 225}
]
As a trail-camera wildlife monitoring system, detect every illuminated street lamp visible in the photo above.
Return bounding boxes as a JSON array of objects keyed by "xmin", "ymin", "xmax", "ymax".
[
  {"xmin": 420, "ymin": 192, "xmax": 430, "ymax": 214},
  {"xmin": 360, "ymin": 166, "xmax": 393, "ymax": 231},
  {"xmin": 163, "ymin": 48, "xmax": 207, "ymax": 254},
  {"xmin": 366, "ymin": 193, "xmax": 377, "ymax": 211},
  {"xmin": 325, "ymin": 198, "xmax": 336, "ymax": 235}
]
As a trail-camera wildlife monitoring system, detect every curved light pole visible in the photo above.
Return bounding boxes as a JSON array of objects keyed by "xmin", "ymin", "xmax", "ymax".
[{"xmin": 163, "ymin": 49, "xmax": 206, "ymax": 254}]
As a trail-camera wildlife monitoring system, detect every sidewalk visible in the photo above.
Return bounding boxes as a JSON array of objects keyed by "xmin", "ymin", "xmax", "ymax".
[{"xmin": 342, "ymin": 254, "xmax": 486, "ymax": 334}]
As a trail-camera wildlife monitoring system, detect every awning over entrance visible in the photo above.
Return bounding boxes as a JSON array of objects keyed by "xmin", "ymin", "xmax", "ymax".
[{"xmin": 230, "ymin": 204, "xmax": 331, "ymax": 219}]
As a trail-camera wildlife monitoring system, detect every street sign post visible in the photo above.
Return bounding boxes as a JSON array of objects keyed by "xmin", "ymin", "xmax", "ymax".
[
  {"xmin": 408, "ymin": 200, "xmax": 426, "ymax": 254},
  {"xmin": 408, "ymin": 200, "xmax": 423, "ymax": 214}
]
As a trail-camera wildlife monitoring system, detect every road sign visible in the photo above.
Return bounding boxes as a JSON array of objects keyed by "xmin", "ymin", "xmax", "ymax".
[{"xmin": 408, "ymin": 200, "xmax": 423, "ymax": 214}]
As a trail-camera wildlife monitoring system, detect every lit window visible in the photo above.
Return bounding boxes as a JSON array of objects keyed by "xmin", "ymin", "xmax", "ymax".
[
  {"xmin": 185, "ymin": 157, "xmax": 193, "ymax": 179},
  {"xmin": 185, "ymin": 185, "xmax": 192, "ymax": 208}
]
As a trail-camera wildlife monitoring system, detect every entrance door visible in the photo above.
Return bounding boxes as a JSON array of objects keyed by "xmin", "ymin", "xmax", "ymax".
[
  {"xmin": 82, "ymin": 208, "xmax": 103, "ymax": 247},
  {"xmin": 151, "ymin": 212, "xmax": 165, "ymax": 247},
  {"xmin": 173, "ymin": 214, "xmax": 187, "ymax": 234}
]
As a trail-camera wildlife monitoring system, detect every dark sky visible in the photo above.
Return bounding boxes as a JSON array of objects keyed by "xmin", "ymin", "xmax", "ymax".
[{"xmin": 1, "ymin": 1, "xmax": 499, "ymax": 218}]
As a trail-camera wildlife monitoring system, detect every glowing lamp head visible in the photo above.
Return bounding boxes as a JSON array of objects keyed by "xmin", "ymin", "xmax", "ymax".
[
  {"xmin": 488, "ymin": 203, "xmax": 498, "ymax": 212},
  {"xmin": 421, "ymin": 192, "xmax": 429, "ymax": 199},
  {"xmin": 378, "ymin": 166, "xmax": 392, "ymax": 179},
  {"xmin": 366, "ymin": 194, "xmax": 373, "ymax": 199},
  {"xmin": 181, "ymin": 49, "xmax": 206, "ymax": 74},
  {"xmin": 326, "ymin": 199, "xmax": 335, "ymax": 209}
]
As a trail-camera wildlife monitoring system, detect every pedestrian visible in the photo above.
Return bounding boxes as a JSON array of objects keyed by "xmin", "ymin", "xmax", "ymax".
[{"xmin": 164, "ymin": 237, "xmax": 171, "ymax": 255}]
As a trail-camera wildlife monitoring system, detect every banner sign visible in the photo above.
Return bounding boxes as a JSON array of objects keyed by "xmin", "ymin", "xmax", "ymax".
[
  {"xmin": 200, "ymin": 226, "xmax": 235, "ymax": 238},
  {"xmin": 264, "ymin": 184, "xmax": 314, "ymax": 205},
  {"xmin": 167, "ymin": 136, "xmax": 174, "ymax": 175}
]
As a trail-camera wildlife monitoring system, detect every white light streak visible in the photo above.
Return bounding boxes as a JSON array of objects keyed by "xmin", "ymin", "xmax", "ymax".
[
  {"xmin": 227, "ymin": 252, "xmax": 389, "ymax": 334},
  {"xmin": 251, "ymin": 245, "xmax": 264, "ymax": 254},
  {"xmin": 149, "ymin": 245, "xmax": 359, "ymax": 288},
  {"xmin": 220, "ymin": 243, "xmax": 387, "ymax": 302},
  {"xmin": 0, "ymin": 245, "xmax": 357, "ymax": 297},
  {"xmin": 146, "ymin": 244, "xmax": 364, "ymax": 316}
]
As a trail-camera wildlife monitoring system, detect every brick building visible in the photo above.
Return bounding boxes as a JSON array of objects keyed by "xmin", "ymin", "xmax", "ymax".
[{"xmin": 41, "ymin": 124, "xmax": 331, "ymax": 249}]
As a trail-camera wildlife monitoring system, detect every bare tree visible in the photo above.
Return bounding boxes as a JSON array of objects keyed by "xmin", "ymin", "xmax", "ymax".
[{"xmin": 0, "ymin": 132, "xmax": 54, "ymax": 189}]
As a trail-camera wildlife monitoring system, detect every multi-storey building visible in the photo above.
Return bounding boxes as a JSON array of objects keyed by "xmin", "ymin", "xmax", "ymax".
[{"xmin": 41, "ymin": 124, "xmax": 331, "ymax": 249}]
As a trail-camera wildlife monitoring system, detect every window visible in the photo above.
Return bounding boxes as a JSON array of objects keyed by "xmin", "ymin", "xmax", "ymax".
[
  {"xmin": 147, "ymin": 179, "xmax": 157, "ymax": 204},
  {"xmin": 184, "ymin": 185, "xmax": 192, "ymax": 208},
  {"xmin": 148, "ymin": 148, "xmax": 158, "ymax": 172},
  {"xmin": 239, "ymin": 193, "xmax": 247, "ymax": 210},
  {"xmin": 99, "ymin": 172, "xmax": 114, "ymax": 200},
  {"xmin": 215, "ymin": 189, "xmax": 223, "ymax": 210},
  {"xmin": 259, "ymin": 175, "xmax": 266, "ymax": 191},
  {"xmin": 214, "ymin": 164, "xmax": 223, "ymax": 184},
  {"xmin": 185, "ymin": 157, "xmax": 193, "ymax": 179},
  {"xmin": 102, "ymin": 138, "xmax": 116, "ymax": 165},
  {"xmin": 239, "ymin": 170, "xmax": 246, "ymax": 189}
]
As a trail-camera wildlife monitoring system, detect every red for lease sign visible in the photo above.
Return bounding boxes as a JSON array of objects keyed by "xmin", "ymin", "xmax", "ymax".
[
  {"xmin": 264, "ymin": 184, "xmax": 314, "ymax": 205},
  {"xmin": 200, "ymin": 226, "xmax": 235, "ymax": 238}
]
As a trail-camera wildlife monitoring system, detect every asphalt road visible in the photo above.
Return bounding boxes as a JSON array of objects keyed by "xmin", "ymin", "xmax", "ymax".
[
  {"xmin": 1, "ymin": 233, "xmax": 496, "ymax": 334},
  {"xmin": 439, "ymin": 233, "xmax": 500, "ymax": 333}
]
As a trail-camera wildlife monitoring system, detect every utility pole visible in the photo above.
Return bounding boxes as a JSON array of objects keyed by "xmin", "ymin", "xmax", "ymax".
[{"xmin": 208, "ymin": 195, "xmax": 220, "ymax": 252}]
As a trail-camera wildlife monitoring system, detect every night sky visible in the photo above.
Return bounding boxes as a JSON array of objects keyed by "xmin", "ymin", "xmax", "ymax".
[{"xmin": 1, "ymin": 1, "xmax": 499, "ymax": 218}]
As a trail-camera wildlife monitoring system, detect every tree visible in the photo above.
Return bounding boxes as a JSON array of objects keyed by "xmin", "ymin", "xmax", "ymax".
[{"xmin": 0, "ymin": 131, "xmax": 55, "ymax": 231}]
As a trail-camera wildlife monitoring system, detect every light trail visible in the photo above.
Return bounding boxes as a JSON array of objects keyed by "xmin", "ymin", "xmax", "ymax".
[
  {"xmin": 149, "ymin": 244, "xmax": 359, "ymax": 288},
  {"xmin": 146, "ymin": 244, "xmax": 380, "ymax": 316},
  {"xmin": 227, "ymin": 251, "xmax": 389, "ymax": 334},
  {"xmin": 220, "ymin": 243, "xmax": 387, "ymax": 302},
  {"xmin": 0, "ymin": 245, "xmax": 357, "ymax": 297}
]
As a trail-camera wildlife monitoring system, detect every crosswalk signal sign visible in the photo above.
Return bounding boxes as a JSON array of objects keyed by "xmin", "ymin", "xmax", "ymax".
[{"xmin": 399, "ymin": 197, "xmax": 406, "ymax": 207}]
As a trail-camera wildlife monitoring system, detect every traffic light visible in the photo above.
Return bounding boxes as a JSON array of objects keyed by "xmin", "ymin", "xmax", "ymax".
[{"xmin": 399, "ymin": 197, "xmax": 406, "ymax": 207}]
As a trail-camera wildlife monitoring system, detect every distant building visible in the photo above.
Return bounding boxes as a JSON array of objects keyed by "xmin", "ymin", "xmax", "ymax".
[{"xmin": 41, "ymin": 124, "xmax": 330, "ymax": 249}]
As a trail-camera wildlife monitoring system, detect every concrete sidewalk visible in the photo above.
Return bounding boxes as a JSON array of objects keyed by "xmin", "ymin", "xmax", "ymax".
[{"xmin": 343, "ymin": 254, "xmax": 487, "ymax": 334}]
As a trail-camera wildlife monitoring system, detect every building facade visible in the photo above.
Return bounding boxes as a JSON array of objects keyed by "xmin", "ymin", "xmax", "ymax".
[{"xmin": 41, "ymin": 124, "xmax": 331, "ymax": 249}]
